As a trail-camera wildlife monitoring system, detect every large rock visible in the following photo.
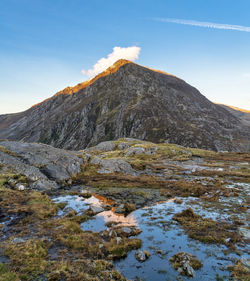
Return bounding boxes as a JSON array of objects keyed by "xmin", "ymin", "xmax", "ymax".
[
  {"xmin": 170, "ymin": 252, "xmax": 202, "ymax": 277},
  {"xmin": 125, "ymin": 147, "xmax": 145, "ymax": 156},
  {"xmin": 239, "ymin": 227, "xmax": 250, "ymax": 240},
  {"xmin": 0, "ymin": 140, "xmax": 83, "ymax": 190},
  {"xmin": 89, "ymin": 205, "xmax": 104, "ymax": 214},
  {"xmin": 89, "ymin": 141, "xmax": 116, "ymax": 152},
  {"xmin": 90, "ymin": 157, "xmax": 136, "ymax": 175},
  {"xmin": 183, "ymin": 262, "xmax": 195, "ymax": 277},
  {"xmin": 135, "ymin": 250, "xmax": 150, "ymax": 262}
]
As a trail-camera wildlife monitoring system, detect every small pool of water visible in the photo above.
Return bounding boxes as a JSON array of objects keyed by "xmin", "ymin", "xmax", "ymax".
[
  {"xmin": 52, "ymin": 195, "xmax": 91, "ymax": 215},
  {"xmin": 113, "ymin": 200, "xmax": 249, "ymax": 281},
  {"xmin": 52, "ymin": 188, "xmax": 249, "ymax": 281}
]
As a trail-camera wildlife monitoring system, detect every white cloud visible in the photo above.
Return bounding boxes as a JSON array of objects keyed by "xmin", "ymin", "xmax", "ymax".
[
  {"xmin": 82, "ymin": 46, "xmax": 141, "ymax": 77},
  {"xmin": 243, "ymin": 73, "xmax": 250, "ymax": 78},
  {"xmin": 152, "ymin": 18, "xmax": 250, "ymax": 32}
]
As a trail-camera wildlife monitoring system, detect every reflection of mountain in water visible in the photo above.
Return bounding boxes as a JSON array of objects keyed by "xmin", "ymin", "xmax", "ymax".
[
  {"xmin": 96, "ymin": 210, "xmax": 138, "ymax": 228},
  {"xmin": 83, "ymin": 195, "xmax": 104, "ymax": 207}
]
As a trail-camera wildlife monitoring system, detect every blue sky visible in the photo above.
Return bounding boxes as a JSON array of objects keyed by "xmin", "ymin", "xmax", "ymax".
[{"xmin": 0, "ymin": 0, "xmax": 250, "ymax": 113}]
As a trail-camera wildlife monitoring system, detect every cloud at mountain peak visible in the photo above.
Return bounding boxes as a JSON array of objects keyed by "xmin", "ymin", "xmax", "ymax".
[{"xmin": 82, "ymin": 46, "xmax": 141, "ymax": 77}]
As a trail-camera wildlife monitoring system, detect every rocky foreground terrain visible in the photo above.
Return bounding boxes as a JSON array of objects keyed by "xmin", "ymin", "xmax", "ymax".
[
  {"xmin": 0, "ymin": 59, "xmax": 249, "ymax": 152},
  {"xmin": 0, "ymin": 139, "xmax": 249, "ymax": 280}
]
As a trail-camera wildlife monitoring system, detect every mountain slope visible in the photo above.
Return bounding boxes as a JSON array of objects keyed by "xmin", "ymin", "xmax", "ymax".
[
  {"xmin": 0, "ymin": 59, "xmax": 249, "ymax": 151},
  {"xmin": 217, "ymin": 104, "xmax": 250, "ymax": 127}
]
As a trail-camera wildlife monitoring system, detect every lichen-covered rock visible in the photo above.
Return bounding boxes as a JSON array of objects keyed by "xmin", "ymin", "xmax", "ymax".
[
  {"xmin": 125, "ymin": 147, "xmax": 145, "ymax": 156},
  {"xmin": 183, "ymin": 262, "xmax": 195, "ymax": 277},
  {"xmin": 115, "ymin": 202, "xmax": 136, "ymax": 214},
  {"xmin": 90, "ymin": 157, "xmax": 136, "ymax": 175},
  {"xmin": 90, "ymin": 141, "xmax": 116, "ymax": 152},
  {"xmin": 0, "ymin": 140, "xmax": 83, "ymax": 190},
  {"xmin": 117, "ymin": 142, "xmax": 130, "ymax": 150}
]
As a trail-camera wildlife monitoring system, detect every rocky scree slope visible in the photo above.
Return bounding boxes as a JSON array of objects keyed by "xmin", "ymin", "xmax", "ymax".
[{"xmin": 0, "ymin": 59, "xmax": 249, "ymax": 152}]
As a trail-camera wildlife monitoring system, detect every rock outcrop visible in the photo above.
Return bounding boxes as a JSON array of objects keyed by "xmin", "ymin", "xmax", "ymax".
[
  {"xmin": 0, "ymin": 140, "xmax": 83, "ymax": 190},
  {"xmin": 0, "ymin": 59, "xmax": 249, "ymax": 151}
]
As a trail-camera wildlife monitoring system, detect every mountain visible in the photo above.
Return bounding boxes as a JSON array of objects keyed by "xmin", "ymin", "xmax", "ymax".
[{"xmin": 0, "ymin": 59, "xmax": 249, "ymax": 151}]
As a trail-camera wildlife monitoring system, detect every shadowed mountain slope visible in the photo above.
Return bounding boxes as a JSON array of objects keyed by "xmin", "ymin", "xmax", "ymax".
[{"xmin": 0, "ymin": 59, "xmax": 249, "ymax": 151}]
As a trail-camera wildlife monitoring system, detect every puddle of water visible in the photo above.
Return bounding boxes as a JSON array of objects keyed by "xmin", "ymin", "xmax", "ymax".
[
  {"xmin": 52, "ymin": 194, "xmax": 108, "ymax": 216},
  {"xmin": 52, "ymin": 193, "xmax": 113, "ymax": 212},
  {"xmin": 52, "ymin": 189, "xmax": 250, "ymax": 281},
  {"xmin": 52, "ymin": 195, "xmax": 90, "ymax": 215},
  {"xmin": 52, "ymin": 194, "xmax": 138, "ymax": 231},
  {"xmin": 113, "ymin": 200, "xmax": 249, "ymax": 281}
]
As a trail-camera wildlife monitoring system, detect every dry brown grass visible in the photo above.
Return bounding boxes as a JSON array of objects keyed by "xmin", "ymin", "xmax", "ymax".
[
  {"xmin": 169, "ymin": 252, "xmax": 203, "ymax": 271},
  {"xmin": 73, "ymin": 164, "xmax": 210, "ymax": 198},
  {"xmin": 104, "ymin": 238, "xmax": 142, "ymax": 259},
  {"xmin": 0, "ymin": 174, "xmax": 130, "ymax": 280},
  {"xmin": 173, "ymin": 208, "xmax": 241, "ymax": 246},
  {"xmin": 228, "ymin": 260, "xmax": 250, "ymax": 281}
]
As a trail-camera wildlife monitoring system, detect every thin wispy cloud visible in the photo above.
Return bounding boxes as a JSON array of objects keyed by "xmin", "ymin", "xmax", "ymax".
[
  {"xmin": 82, "ymin": 46, "xmax": 141, "ymax": 77},
  {"xmin": 243, "ymin": 73, "xmax": 250, "ymax": 78},
  {"xmin": 153, "ymin": 18, "xmax": 250, "ymax": 32}
]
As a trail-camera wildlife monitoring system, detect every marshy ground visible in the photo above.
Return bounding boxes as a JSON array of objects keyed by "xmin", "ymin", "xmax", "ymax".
[{"xmin": 0, "ymin": 139, "xmax": 249, "ymax": 280}]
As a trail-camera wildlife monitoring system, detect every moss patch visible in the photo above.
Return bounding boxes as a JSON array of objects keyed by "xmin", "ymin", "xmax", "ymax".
[
  {"xmin": 228, "ymin": 260, "xmax": 250, "ymax": 281},
  {"xmin": 0, "ymin": 263, "xmax": 19, "ymax": 281},
  {"xmin": 170, "ymin": 252, "xmax": 203, "ymax": 270},
  {"xmin": 173, "ymin": 208, "xmax": 241, "ymax": 246},
  {"xmin": 105, "ymin": 238, "xmax": 142, "ymax": 259},
  {"xmin": 4, "ymin": 239, "xmax": 48, "ymax": 279}
]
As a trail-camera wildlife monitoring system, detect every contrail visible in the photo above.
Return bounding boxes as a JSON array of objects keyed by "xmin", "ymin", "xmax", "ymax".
[{"xmin": 153, "ymin": 18, "xmax": 250, "ymax": 32}]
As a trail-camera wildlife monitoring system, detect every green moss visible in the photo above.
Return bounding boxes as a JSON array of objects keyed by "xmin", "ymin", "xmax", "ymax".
[
  {"xmin": 0, "ymin": 175, "xmax": 130, "ymax": 280},
  {"xmin": 0, "ymin": 263, "xmax": 19, "ymax": 281},
  {"xmin": 56, "ymin": 202, "xmax": 67, "ymax": 210},
  {"xmin": 27, "ymin": 192, "xmax": 58, "ymax": 219},
  {"xmin": 4, "ymin": 239, "xmax": 48, "ymax": 280},
  {"xmin": 105, "ymin": 238, "xmax": 142, "ymax": 259},
  {"xmin": 0, "ymin": 173, "xmax": 28, "ymax": 189}
]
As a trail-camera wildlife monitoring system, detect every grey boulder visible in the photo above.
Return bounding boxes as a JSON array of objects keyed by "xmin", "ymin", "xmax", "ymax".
[{"xmin": 0, "ymin": 140, "xmax": 83, "ymax": 190}]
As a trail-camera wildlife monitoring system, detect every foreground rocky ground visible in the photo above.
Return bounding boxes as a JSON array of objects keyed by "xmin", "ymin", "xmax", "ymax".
[{"xmin": 0, "ymin": 138, "xmax": 249, "ymax": 280}]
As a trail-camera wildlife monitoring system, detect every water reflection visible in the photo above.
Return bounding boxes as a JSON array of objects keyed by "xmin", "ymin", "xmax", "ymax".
[
  {"xmin": 52, "ymin": 190, "xmax": 250, "ymax": 281},
  {"xmin": 81, "ymin": 210, "xmax": 138, "ymax": 232}
]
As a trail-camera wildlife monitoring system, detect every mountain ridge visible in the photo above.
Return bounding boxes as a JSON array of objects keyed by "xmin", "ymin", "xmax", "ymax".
[
  {"xmin": 217, "ymin": 103, "xmax": 250, "ymax": 127},
  {"xmin": 0, "ymin": 60, "xmax": 249, "ymax": 152},
  {"xmin": 29, "ymin": 59, "xmax": 182, "ymax": 109}
]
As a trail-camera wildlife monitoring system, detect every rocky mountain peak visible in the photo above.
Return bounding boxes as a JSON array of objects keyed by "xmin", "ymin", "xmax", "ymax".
[
  {"xmin": 54, "ymin": 59, "xmax": 133, "ymax": 97},
  {"xmin": 0, "ymin": 61, "xmax": 249, "ymax": 152}
]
